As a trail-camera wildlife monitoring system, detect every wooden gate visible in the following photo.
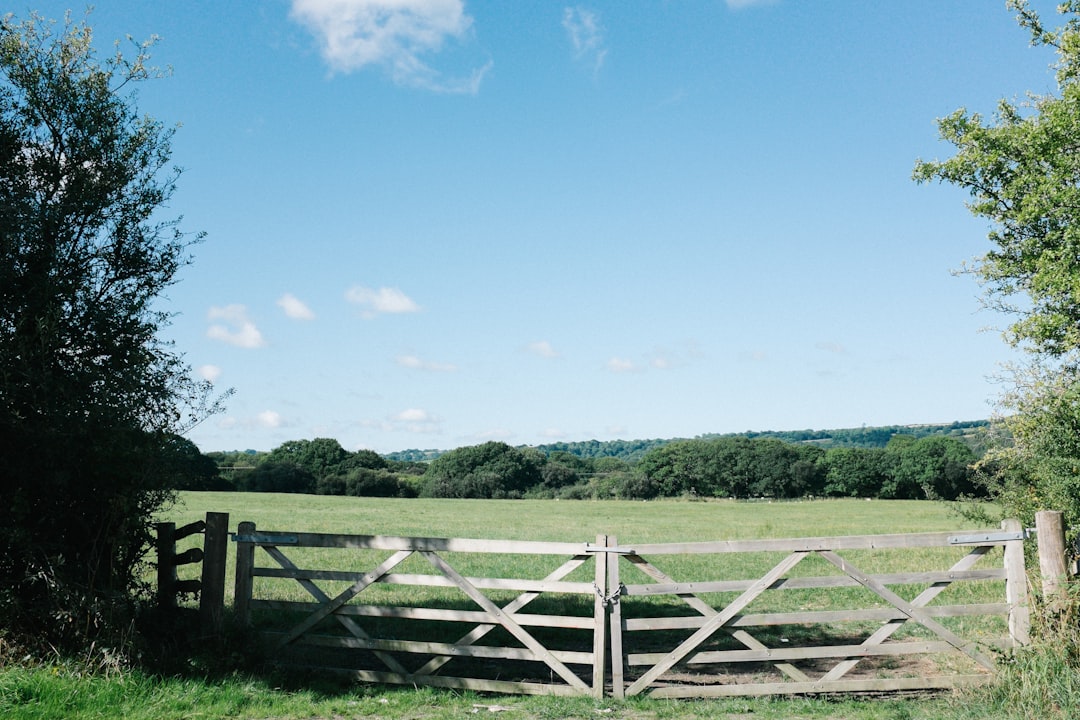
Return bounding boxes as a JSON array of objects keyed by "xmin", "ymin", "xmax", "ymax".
[
  {"xmin": 231, "ymin": 520, "xmax": 1030, "ymax": 697},
  {"xmin": 233, "ymin": 522, "xmax": 610, "ymax": 696},
  {"xmin": 605, "ymin": 520, "xmax": 1029, "ymax": 698}
]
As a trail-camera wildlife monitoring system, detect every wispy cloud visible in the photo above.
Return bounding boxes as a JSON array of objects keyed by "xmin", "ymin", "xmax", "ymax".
[
  {"xmin": 563, "ymin": 7, "xmax": 606, "ymax": 75},
  {"xmin": 526, "ymin": 340, "xmax": 560, "ymax": 358},
  {"xmin": 277, "ymin": 293, "xmax": 316, "ymax": 320},
  {"xmin": 197, "ymin": 364, "xmax": 223, "ymax": 382},
  {"xmin": 396, "ymin": 354, "xmax": 457, "ymax": 372},
  {"xmin": 289, "ymin": 0, "xmax": 491, "ymax": 93},
  {"xmin": 345, "ymin": 285, "xmax": 421, "ymax": 318},
  {"xmin": 206, "ymin": 305, "xmax": 266, "ymax": 348},
  {"xmin": 606, "ymin": 357, "xmax": 639, "ymax": 373},
  {"xmin": 815, "ymin": 341, "xmax": 847, "ymax": 355}
]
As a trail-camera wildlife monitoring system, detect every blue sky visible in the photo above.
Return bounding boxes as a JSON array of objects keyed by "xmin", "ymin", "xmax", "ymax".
[{"xmin": 23, "ymin": 1, "xmax": 1065, "ymax": 453}]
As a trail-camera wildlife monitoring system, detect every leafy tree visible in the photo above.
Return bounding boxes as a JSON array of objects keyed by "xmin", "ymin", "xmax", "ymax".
[
  {"xmin": 819, "ymin": 447, "xmax": 888, "ymax": 497},
  {"xmin": 239, "ymin": 461, "xmax": 315, "ymax": 494},
  {"xmin": 914, "ymin": 0, "xmax": 1080, "ymax": 533},
  {"xmin": 420, "ymin": 441, "xmax": 542, "ymax": 499},
  {"xmin": 0, "ymin": 12, "xmax": 219, "ymax": 649},
  {"xmin": 268, "ymin": 438, "xmax": 352, "ymax": 479}
]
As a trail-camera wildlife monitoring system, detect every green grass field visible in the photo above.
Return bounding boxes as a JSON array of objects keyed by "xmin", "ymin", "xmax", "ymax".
[{"xmin": 2, "ymin": 494, "xmax": 1032, "ymax": 720}]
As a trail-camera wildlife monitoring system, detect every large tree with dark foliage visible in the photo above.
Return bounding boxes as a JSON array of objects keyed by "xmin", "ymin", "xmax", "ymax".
[{"xmin": 0, "ymin": 12, "xmax": 217, "ymax": 649}]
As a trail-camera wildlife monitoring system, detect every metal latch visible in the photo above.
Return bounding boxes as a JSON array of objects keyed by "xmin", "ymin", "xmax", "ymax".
[
  {"xmin": 232, "ymin": 533, "xmax": 299, "ymax": 545},
  {"xmin": 585, "ymin": 544, "xmax": 636, "ymax": 554},
  {"xmin": 949, "ymin": 530, "xmax": 1029, "ymax": 545}
]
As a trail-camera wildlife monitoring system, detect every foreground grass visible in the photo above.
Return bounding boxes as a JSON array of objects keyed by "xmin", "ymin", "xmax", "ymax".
[
  {"xmin": 0, "ymin": 663, "xmax": 990, "ymax": 720},
  {"xmin": 2, "ymin": 495, "xmax": 1039, "ymax": 719}
]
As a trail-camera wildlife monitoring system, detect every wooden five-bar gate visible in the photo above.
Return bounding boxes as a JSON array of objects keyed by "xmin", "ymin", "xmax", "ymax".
[{"xmin": 223, "ymin": 517, "xmax": 1041, "ymax": 698}]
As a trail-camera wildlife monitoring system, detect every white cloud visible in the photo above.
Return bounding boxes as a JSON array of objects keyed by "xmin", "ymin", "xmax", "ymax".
[
  {"xmin": 206, "ymin": 305, "xmax": 266, "ymax": 348},
  {"xmin": 606, "ymin": 357, "xmax": 639, "ymax": 373},
  {"xmin": 277, "ymin": 293, "xmax": 316, "ymax": 320},
  {"xmin": 256, "ymin": 410, "xmax": 284, "ymax": 428},
  {"xmin": 391, "ymin": 407, "xmax": 442, "ymax": 433},
  {"xmin": 396, "ymin": 354, "xmax": 457, "ymax": 372},
  {"xmin": 395, "ymin": 408, "xmax": 431, "ymax": 422},
  {"xmin": 345, "ymin": 285, "xmax": 421, "ymax": 317},
  {"xmin": 563, "ymin": 7, "xmax": 606, "ymax": 74},
  {"xmin": 540, "ymin": 427, "xmax": 567, "ymax": 439},
  {"xmin": 197, "ymin": 364, "xmax": 222, "ymax": 382},
  {"xmin": 526, "ymin": 340, "xmax": 559, "ymax": 358},
  {"xmin": 289, "ymin": 0, "xmax": 491, "ymax": 93}
]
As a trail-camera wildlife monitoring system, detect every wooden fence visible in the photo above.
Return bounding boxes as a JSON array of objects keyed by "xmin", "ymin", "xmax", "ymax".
[
  {"xmin": 156, "ymin": 511, "xmax": 230, "ymax": 639},
  {"xmin": 227, "ymin": 517, "xmax": 1043, "ymax": 698}
]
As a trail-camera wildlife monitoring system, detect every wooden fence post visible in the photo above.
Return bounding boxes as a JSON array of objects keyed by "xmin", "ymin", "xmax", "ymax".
[
  {"xmin": 1035, "ymin": 510, "xmax": 1068, "ymax": 616},
  {"xmin": 199, "ymin": 512, "xmax": 229, "ymax": 640},
  {"xmin": 591, "ymin": 535, "xmax": 608, "ymax": 699},
  {"xmin": 607, "ymin": 535, "xmax": 625, "ymax": 700},
  {"xmin": 156, "ymin": 522, "xmax": 177, "ymax": 612},
  {"xmin": 234, "ymin": 521, "xmax": 256, "ymax": 628},
  {"xmin": 1002, "ymin": 518, "xmax": 1030, "ymax": 646}
]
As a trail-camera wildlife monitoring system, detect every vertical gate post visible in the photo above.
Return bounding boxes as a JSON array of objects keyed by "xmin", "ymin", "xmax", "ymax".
[
  {"xmin": 199, "ymin": 512, "xmax": 230, "ymax": 639},
  {"xmin": 592, "ymin": 535, "xmax": 608, "ymax": 699},
  {"xmin": 234, "ymin": 521, "xmax": 256, "ymax": 628},
  {"xmin": 156, "ymin": 522, "xmax": 177, "ymax": 611},
  {"xmin": 1002, "ymin": 518, "xmax": 1030, "ymax": 645},
  {"xmin": 1035, "ymin": 510, "xmax": 1068, "ymax": 616},
  {"xmin": 607, "ymin": 535, "xmax": 625, "ymax": 699}
]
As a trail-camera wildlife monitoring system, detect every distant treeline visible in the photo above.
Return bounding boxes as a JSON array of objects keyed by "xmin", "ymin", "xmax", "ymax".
[
  {"xmin": 196, "ymin": 421, "xmax": 992, "ymax": 502},
  {"xmin": 384, "ymin": 420, "xmax": 992, "ymax": 464}
]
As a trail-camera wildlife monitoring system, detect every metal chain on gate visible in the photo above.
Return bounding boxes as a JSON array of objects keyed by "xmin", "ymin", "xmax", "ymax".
[{"xmin": 594, "ymin": 581, "xmax": 625, "ymax": 607}]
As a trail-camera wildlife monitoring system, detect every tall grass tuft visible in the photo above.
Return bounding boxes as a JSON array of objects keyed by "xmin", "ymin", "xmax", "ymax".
[{"xmin": 953, "ymin": 582, "xmax": 1080, "ymax": 720}]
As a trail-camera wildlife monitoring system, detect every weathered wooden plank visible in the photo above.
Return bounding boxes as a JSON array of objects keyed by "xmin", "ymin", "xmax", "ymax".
[
  {"xmin": 251, "ymin": 567, "xmax": 593, "ymax": 594},
  {"xmin": 628, "ymin": 640, "xmax": 955, "ymax": 665},
  {"xmin": 279, "ymin": 550, "xmax": 413, "ymax": 648},
  {"xmin": 233, "ymin": 521, "xmax": 256, "ymax": 627},
  {"xmin": 624, "ymin": 551, "xmax": 810, "ymax": 696},
  {"xmin": 199, "ymin": 512, "xmax": 230, "ymax": 641},
  {"xmin": 244, "ymin": 530, "xmax": 585, "ymax": 555},
  {"xmin": 413, "ymin": 555, "xmax": 593, "ymax": 678},
  {"xmin": 820, "ymin": 545, "xmax": 992, "ymax": 682},
  {"xmin": 328, "ymin": 668, "xmax": 589, "ymax": 697},
  {"xmin": 591, "ymin": 535, "xmax": 608, "ymax": 699},
  {"xmin": 647, "ymin": 674, "xmax": 991, "ymax": 698},
  {"xmin": 622, "ymin": 568, "xmax": 1004, "ymax": 596},
  {"xmin": 1003, "ymin": 518, "xmax": 1031, "ymax": 645},
  {"xmin": 817, "ymin": 550, "xmax": 997, "ymax": 672},
  {"xmin": 628, "ymin": 529, "xmax": 1003, "ymax": 556},
  {"xmin": 263, "ymin": 545, "xmax": 409, "ymax": 675},
  {"xmin": 174, "ymin": 519, "xmax": 206, "ymax": 541},
  {"xmin": 608, "ymin": 535, "xmax": 625, "ymax": 700},
  {"xmin": 269, "ymin": 631, "xmax": 594, "ymax": 665},
  {"xmin": 623, "ymin": 553, "xmax": 809, "ymax": 683},
  {"xmin": 421, "ymin": 551, "xmax": 590, "ymax": 691},
  {"xmin": 621, "ymin": 603, "xmax": 1012, "ymax": 631},
  {"xmin": 251, "ymin": 599, "xmax": 597, "ymax": 628}
]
